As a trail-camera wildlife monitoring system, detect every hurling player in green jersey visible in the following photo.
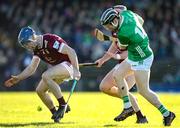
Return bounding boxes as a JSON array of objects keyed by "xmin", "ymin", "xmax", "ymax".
[
  {"xmin": 99, "ymin": 7, "xmax": 175, "ymax": 126},
  {"xmin": 95, "ymin": 5, "xmax": 148, "ymax": 124}
]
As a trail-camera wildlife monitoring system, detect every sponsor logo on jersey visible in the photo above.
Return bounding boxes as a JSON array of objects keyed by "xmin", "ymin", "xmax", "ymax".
[{"xmin": 53, "ymin": 41, "xmax": 60, "ymax": 50}]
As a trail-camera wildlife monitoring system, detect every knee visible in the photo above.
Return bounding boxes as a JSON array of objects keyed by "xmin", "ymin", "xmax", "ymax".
[
  {"xmin": 99, "ymin": 82, "xmax": 108, "ymax": 93},
  {"xmin": 117, "ymin": 90, "xmax": 123, "ymax": 98},
  {"xmin": 42, "ymin": 72, "xmax": 50, "ymax": 82},
  {"xmin": 36, "ymin": 86, "xmax": 43, "ymax": 95},
  {"xmin": 112, "ymin": 70, "xmax": 118, "ymax": 79}
]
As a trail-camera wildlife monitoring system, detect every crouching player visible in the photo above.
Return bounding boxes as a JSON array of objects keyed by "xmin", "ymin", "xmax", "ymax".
[{"xmin": 4, "ymin": 26, "xmax": 81, "ymax": 122}]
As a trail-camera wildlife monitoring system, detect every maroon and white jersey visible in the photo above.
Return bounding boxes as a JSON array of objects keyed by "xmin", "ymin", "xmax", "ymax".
[
  {"xmin": 111, "ymin": 31, "xmax": 127, "ymax": 63},
  {"xmin": 34, "ymin": 33, "xmax": 70, "ymax": 65}
]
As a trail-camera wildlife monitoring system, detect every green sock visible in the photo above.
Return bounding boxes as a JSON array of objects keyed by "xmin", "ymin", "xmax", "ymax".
[
  {"xmin": 122, "ymin": 96, "xmax": 131, "ymax": 109},
  {"xmin": 158, "ymin": 105, "xmax": 170, "ymax": 117}
]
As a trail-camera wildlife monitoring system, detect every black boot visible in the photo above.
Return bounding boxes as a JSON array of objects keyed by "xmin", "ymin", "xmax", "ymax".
[
  {"xmin": 114, "ymin": 107, "xmax": 135, "ymax": 121},
  {"xmin": 163, "ymin": 111, "xmax": 176, "ymax": 126}
]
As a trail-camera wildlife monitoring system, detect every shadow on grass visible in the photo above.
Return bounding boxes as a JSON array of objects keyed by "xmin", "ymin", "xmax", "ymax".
[{"xmin": 0, "ymin": 121, "xmax": 75, "ymax": 127}]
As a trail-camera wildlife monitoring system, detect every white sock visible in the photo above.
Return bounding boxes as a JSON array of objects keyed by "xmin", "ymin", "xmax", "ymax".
[
  {"xmin": 163, "ymin": 111, "xmax": 170, "ymax": 117},
  {"xmin": 124, "ymin": 102, "xmax": 131, "ymax": 109}
]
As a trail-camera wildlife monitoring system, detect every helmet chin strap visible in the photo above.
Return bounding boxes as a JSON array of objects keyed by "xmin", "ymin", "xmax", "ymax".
[
  {"xmin": 111, "ymin": 20, "xmax": 119, "ymax": 31},
  {"xmin": 111, "ymin": 21, "xmax": 118, "ymax": 27}
]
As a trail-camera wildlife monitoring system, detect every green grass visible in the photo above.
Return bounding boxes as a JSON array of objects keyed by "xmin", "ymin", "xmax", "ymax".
[{"xmin": 0, "ymin": 92, "xmax": 179, "ymax": 128}]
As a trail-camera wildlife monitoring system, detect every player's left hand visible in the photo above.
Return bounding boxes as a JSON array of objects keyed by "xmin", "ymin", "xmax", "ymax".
[
  {"xmin": 95, "ymin": 58, "xmax": 104, "ymax": 67},
  {"xmin": 4, "ymin": 75, "xmax": 21, "ymax": 87},
  {"xmin": 73, "ymin": 68, "xmax": 81, "ymax": 80}
]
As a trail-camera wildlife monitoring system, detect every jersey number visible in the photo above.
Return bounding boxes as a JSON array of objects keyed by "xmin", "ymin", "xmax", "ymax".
[
  {"xmin": 135, "ymin": 46, "xmax": 146, "ymax": 58},
  {"xmin": 135, "ymin": 27, "xmax": 146, "ymax": 39}
]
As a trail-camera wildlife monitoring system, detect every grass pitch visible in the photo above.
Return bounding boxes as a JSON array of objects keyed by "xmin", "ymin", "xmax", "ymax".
[{"xmin": 0, "ymin": 92, "xmax": 179, "ymax": 128}]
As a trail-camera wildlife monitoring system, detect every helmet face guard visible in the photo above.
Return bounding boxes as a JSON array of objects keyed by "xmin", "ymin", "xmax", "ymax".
[
  {"xmin": 101, "ymin": 15, "xmax": 117, "ymax": 25},
  {"xmin": 18, "ymin": 26, "xmax": 35, "ymax": 47},
  {"xmin": 100, "ymin": 8, "xmax": 119, "ymax": 25}
]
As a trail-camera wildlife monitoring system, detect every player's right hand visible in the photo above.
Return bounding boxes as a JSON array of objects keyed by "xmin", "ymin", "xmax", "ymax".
[
  {"xmin": 73, "ymin": 68, "xmax": 81, "ymax": 80},
  {"xmin": 95, "ymin": 58, "xmax": 104, "ymax": 67},
  {"xmin": 4, "ymin": 75, "xmax": 20, "ymax": 87}
]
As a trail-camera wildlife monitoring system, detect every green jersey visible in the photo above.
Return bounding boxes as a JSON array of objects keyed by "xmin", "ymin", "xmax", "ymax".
[{"xmin": 117, "ymin": 10, "xmax": 153, "ymax": 61}]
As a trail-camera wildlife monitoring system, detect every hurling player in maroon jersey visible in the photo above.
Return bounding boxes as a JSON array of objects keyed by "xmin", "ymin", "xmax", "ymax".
[
  {"xmin": 4, "ymin": 26, "xmax": 81, "ymax": 122},
  {"xmin": 95, "ymin": 5, "xmax": 148, "ymax": 123}
]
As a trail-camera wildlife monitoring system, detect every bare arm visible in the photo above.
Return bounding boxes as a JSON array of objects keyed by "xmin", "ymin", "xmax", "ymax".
[
  {"xmin": 17, "ymin": 56, "xmax": 40, "ymax": 80},
  {"xmin": 120, "ymin": 50, "xmax": 128, "ymax": 59},
  {"xmin": 60, "ymin": 43, "xmax": 81, "ymax": 80},
  {"xmin": 106, "ymin": 50, "xmax": 128, "ymax": 60},
  {"xmin": 60, "ymin": 44, "xmax": 79, "ymax": 70},
  {"xmin": 95, "ymin": 42, "xmax": 118, "ymax": 67},
  {"xmin": 4, "ymin": 56, "xmax": 40, "ymax": 87},
  {"xmin": 94, "ymin": 28, "xmax": 127, "ymax": 66},
  {"xmin": 99, "ymin": 43, "xmax": 117, "ymax": 63}
]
